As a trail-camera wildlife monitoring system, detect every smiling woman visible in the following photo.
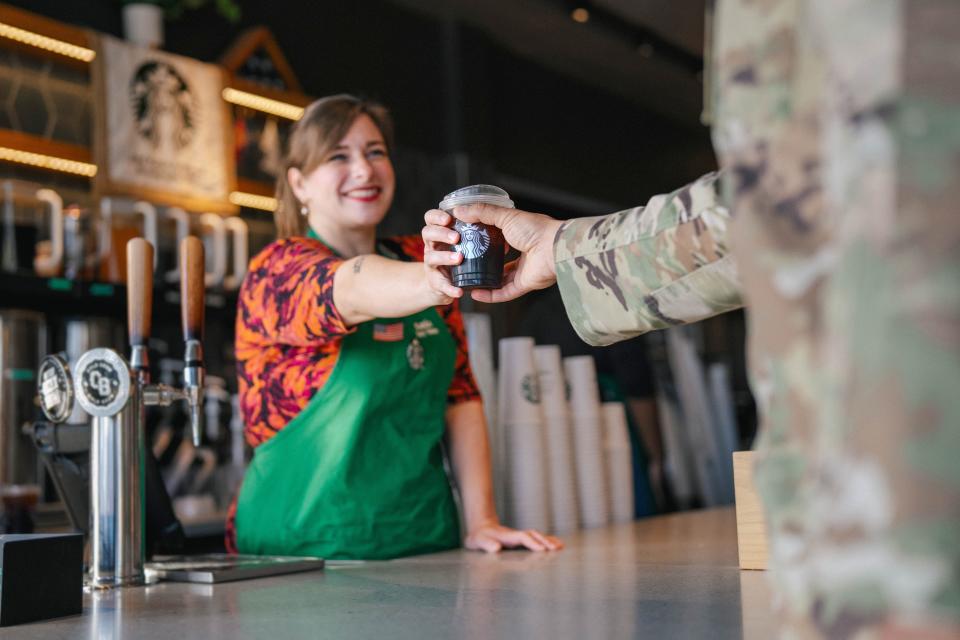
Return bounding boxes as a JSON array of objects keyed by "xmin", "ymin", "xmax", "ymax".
[
  {"xmin": 227, "ymin": 94, "xmax": 562, "ymax": 560},
  {"xmin": 272, "ymin": 96, "xmax": 395, "ymax": 239}
]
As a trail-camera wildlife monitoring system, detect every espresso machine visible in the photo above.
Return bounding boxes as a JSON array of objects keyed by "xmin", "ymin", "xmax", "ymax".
[
  {"xmin": 36, "ymin": 236, "xmax": 206, "ymax": 588},
  {"xmin": 0, "ymin": 310, "xmax": 46, "ymax": 533}
]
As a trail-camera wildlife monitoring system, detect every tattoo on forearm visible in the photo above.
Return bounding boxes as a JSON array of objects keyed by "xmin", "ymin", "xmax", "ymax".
[{"xmin": 353, "ymin": 256, "xmax": 365, "ymax": 274}]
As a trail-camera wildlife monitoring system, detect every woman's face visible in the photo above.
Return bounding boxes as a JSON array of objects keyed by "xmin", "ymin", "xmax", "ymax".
[{"xmin": 290, "ymin": 114, "xmax": 395, "ymax": 231}]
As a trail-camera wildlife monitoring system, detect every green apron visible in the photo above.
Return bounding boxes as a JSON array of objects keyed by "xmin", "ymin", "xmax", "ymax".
[{"xmin": 235, "ymin": 236, "xmax": 460, "ymax": 559}]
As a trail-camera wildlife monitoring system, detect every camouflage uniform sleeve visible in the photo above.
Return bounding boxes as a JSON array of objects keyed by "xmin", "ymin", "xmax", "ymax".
[{"xmin": 553, "ymin": 170, "xmax": 742, "ymax": 346}]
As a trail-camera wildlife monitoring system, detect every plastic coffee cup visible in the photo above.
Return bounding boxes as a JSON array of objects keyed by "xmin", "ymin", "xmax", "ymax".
[{"xmin": 439, "ymin": 185, "xmax": 514, "ymax": 289}]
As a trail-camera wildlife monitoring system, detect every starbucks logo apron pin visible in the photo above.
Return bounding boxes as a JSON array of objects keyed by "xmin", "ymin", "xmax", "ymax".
[{"xmin": 407, "ymin": 338, "xmax": 425, "ymax": 371}]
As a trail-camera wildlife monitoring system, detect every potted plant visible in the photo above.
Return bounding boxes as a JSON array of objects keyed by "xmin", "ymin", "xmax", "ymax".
[{"xmin": 120, "ymin": 0, "xmax": 241, "ymax": 48}]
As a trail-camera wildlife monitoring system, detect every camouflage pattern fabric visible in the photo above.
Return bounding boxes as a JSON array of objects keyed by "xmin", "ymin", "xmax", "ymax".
[
  {"xmin": 554, "ymin": 0, "xmax": 960, "ymax": 636},
  {"xmin": 554, "ymin": 170, "xmax": 742, "ymax": 346}
]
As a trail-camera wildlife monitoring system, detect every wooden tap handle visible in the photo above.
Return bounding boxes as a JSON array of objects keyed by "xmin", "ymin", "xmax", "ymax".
[
  {"xmin": 126, "ymin": 238, "xmax": 153, "ymax": 347},
  {"xmin": 180, "ymin": 236, "xmax": 205, "ymax": 342}
]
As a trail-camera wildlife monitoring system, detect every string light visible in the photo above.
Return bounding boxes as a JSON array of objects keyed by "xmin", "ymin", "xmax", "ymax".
[
  {"xmin": 571, "ymin": 8, "xmax": 590, "ymax": 23},
  {"xmin": 222, "ymin": 88, "xmax": 304, "ymax": 120},
  {"xmin": 0, "ymin": 22, "xmax": 95, "ymax": 62},
  {"xmin": 0, "ymin": 146, "xmax": 97, "ymax": 176}
]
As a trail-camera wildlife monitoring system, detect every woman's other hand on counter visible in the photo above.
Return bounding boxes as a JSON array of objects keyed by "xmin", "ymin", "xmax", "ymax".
[{"xmin": 464, "ymin": 520, "xmax": 564, "ymax": 553}]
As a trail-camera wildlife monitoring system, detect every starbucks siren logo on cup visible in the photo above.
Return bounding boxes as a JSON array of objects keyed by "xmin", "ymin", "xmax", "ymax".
[
  {"xmin": 521, "ymin": 373, "xmax": 541, "ymax": 404},
  {"xmin": 457, "ymin": 223, "xmax": 491, "ymax": 259}
]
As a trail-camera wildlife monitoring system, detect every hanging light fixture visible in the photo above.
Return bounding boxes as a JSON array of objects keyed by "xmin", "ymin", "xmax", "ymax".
[
  {"xmin": 222, "ymin": 88, "xmax": 304, "ymax": 121},
  {"xmin": 228, "ymin": 191, "xmax": 276, "ymax": 212},
  {"xmin": 0, "ymin": 146, "xmax": 97, "ymax": 177},
  {"xmin": 0, "ymin": 21, "xmax": 95, "ymax": 62}
]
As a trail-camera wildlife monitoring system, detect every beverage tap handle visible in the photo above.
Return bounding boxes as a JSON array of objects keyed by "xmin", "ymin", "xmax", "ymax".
[
  {"xmin": 180, "ymin": 236, "xmax": 205, "ymax": 447},
  {"xmin": 180, "ymin": 236, "xmax": 205, "ymax": 343},
  {"xmin": 132, "ymin": 201, "xmax": 158, "ymax": 271},
  {"xmin": 127, "ymin": 238, "xmax": 154, "ymax": 350}
]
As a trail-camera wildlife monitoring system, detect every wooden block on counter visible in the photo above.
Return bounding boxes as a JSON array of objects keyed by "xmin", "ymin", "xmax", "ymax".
[{"xmin": 733, "ymin": 451, "xmax": 768, "ymax": 571}]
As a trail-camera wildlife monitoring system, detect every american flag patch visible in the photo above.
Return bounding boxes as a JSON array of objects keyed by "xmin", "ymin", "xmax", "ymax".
[{"xmin": 373, "ymin": 322, "xmax": 404, "ymax": 342}]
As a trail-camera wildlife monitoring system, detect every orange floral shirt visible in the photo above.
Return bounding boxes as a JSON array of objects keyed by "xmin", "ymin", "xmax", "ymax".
[{"xmin": 234, "ymin": 234, "xmax": 481, "ymax": 449}]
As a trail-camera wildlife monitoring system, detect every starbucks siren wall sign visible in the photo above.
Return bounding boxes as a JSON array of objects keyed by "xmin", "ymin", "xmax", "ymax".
[{"xmin": 94, "ymin": 35, "xmax": 236, "ymax": 213}]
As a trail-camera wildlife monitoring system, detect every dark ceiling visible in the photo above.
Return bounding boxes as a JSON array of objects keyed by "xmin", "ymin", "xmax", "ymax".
[
  {"xmin": 387, "ymin": 0, "xmax": 708, "ymax": 127},
  {"xmin": 8, "ymin": 0, "xmax": 717, "ymax": 207}
]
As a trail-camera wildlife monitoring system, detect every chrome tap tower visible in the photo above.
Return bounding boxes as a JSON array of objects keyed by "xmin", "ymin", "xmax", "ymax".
[{"xmin": 37, "ymin": 237, "xmax": 206, "ymax": 588}]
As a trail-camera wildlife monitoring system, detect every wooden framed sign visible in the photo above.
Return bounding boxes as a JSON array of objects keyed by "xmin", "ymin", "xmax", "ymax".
[{"xmin": 92, "ymin": 34, "xmax": 236, "ymax": 213}]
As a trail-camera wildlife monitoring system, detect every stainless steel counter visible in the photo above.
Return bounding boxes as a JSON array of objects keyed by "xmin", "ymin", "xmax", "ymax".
[{"xmin": 7, "ymin": 508, "xmax": 776, "ymax": 639}]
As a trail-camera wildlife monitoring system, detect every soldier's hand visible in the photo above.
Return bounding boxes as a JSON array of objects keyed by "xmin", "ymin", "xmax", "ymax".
[{"xmin": 452, "ymin": 203, "xmax": 564, "ymax": 303}]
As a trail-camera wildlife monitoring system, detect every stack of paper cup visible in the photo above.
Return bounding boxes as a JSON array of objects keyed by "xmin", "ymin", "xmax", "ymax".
[
  {"xmin": 462, "ymin": 313, "xmax": 502, "ymax": 513},
  {"xmin": 534, "ymin": 345, "xmax": 580, "ymax": 534},
  {"xmin": 498, "ymin": 337, "xmax": 551, "ymax": 531},
  {"xmin": 462, "ymin": 313, "xmax": 497, "ymax": 439},
  {"xmin": 563, "ymin": 355, "xmax": 609, "ymax": 528},
  {"xmin": 666, "ymin": 328, "xmax": 728, "ymax": 506},
  {"xmin": 602, "ymin": 402, "xmax": 634, "ymax": 524}
]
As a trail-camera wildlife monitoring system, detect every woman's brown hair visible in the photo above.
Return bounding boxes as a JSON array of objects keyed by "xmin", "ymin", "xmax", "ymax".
[{"xmin": 274, "ymin": 94, "xmax": 394, "ymax": 238}]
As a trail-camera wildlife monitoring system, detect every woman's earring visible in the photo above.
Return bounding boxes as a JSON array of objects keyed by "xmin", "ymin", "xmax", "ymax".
[{"xmin": 300, "ymin": 204, "xmax": 309, "ymax": 217}]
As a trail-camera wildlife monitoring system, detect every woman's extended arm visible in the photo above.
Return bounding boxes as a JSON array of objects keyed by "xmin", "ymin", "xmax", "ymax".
[{"xmin": 333, "ymin": 254, "xmax": 461, "ymax": 326}]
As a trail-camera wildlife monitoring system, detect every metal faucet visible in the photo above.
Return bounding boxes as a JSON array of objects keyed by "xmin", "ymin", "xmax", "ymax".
[
  {"xmin": 180, "ymin": 237, "xmax": 206, "ymax": 447},
  {"xmin": 140, "ymin": 237, "xmax": 206, "ymax": 447},
  {"xmin": 37, "ymin": 236, "xmax": 206, "ymax": 588}
]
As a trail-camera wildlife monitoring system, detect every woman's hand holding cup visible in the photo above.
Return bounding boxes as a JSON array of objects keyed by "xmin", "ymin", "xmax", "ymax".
[{"xmin": 422, "ymin": 208, "xmax": 464, "ymax": 302}]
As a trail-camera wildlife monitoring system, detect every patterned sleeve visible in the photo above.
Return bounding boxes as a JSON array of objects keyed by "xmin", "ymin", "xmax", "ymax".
[
  {"xmin": 440, "ymin": 300, "xmax": 482, "ymax": 405},
  {"xmin": 385, "ymin": 235, "xmax": 482, "ymax": 406},
  {"xmin": 237, "ymin": 237, "xmax": 354, "ymax": 347},
  {"xmin": 554, "ymin": 170, "xmax": 743, "ymax": 346}
]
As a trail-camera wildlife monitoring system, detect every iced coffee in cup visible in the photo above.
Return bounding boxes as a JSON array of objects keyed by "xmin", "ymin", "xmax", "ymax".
[{"xmin": 439, "ymin": 185, "xmax": 514, "ymax": 289}]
